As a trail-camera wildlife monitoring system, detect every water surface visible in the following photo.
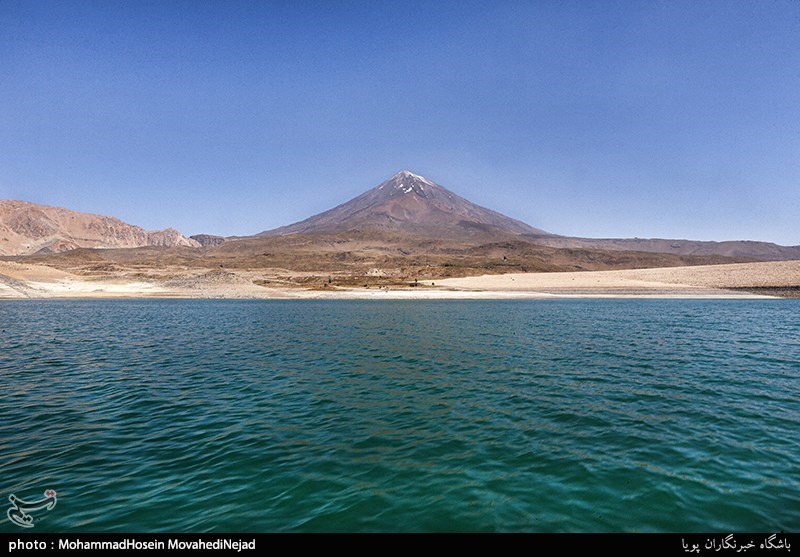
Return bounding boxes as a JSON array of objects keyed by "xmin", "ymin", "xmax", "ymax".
[{"xmin": 1, "ymin": 299, "xmax": 798, "ymax": 532}]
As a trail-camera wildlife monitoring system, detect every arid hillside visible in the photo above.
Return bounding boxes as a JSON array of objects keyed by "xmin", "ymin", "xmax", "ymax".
[{"xmin": 0, "ymin": 199, "xmax": 199, "ymax": 255}]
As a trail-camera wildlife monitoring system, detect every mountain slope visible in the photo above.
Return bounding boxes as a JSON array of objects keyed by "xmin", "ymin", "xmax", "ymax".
[
  {"xmin": 0, "ymin": 200, "xmax": 200, "ymax": 256},
  {"xmin": 243, "ymin": 170, "xmax": 798, "ymax": 261},
  {"xmin": 260, "ymin": 170, "xmax": 548, "ymax": 239},
  {"xmin": 521, "ymin": 235, "xmax": 800, "ymax": 261}
]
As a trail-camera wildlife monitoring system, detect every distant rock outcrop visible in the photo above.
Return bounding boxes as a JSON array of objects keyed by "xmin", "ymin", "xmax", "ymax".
[
  {"xmin": 0, "ymin": 200, "xmax": 200, "ymax": 256},
  {"xmin": 190, "ymin": 234, "xmax": 226, "ymax": 247}
]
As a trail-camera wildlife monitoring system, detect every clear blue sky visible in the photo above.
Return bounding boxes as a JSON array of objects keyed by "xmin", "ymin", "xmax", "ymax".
[{"xmin": 1, "ymin": 1, "xmax": 798, "ymax": 244}]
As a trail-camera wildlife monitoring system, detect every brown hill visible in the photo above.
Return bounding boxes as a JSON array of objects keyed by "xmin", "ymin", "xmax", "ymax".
[
  {"xmin": 20, "ymin": 232, "xmax": 748, "ymax": 290},
  {"xmin": 0, "ymin": 200, "xmax": 199, "ymax": 256},
  {"xmin": 523, "ymin": 235, "xmax": 800, "ymax": 261}
]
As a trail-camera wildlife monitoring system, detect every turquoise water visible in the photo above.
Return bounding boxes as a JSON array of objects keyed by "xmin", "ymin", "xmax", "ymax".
[{"xmin": 0, "ymin": 299, "xmax": 798, "ymax": 532}]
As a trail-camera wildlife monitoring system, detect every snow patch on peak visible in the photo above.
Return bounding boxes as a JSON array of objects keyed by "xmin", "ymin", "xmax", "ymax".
[{"xmin": 395, "ymin": 170, "xmax": 435, "ymax": 186}]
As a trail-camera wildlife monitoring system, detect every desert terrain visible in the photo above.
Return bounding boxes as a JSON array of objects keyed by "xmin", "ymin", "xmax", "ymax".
[{"xmin": 1, "ymin": 259, "xmax": 797, "ymax": 300}]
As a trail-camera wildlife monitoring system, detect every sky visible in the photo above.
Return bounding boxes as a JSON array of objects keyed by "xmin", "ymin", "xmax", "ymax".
[{"xmin": 1, "ymin": 0, "xmax": 798, "ymax": 244}]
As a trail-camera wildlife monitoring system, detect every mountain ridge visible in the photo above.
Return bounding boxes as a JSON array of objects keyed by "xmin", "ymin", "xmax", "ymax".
[
  {"xmin": 522, "ymin": 234, "xmax": 800, "ymax": 260},
  {"xmin": 3, "ymin": 171, "xmax": 799, "ymax": 262},
  {"xmin": 0, "ymin": 199, "xmax": 199, "ymax": 256}
]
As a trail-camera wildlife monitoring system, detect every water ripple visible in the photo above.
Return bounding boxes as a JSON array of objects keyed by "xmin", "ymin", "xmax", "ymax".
[{"xmin": 0, "ymin": 299, "xmax": 798, "ymax": 532}]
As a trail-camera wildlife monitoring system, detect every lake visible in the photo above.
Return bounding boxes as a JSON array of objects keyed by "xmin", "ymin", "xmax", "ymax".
[{"xmin": 1, "ymin": 299, "xmax": 798, "ymax": 532}]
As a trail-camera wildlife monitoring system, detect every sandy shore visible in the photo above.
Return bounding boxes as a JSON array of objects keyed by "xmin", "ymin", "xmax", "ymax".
[
  {"xmin": 436, "ymin": 260, "xmax": 800, "ymax": 297},
  {"xmin": 0, "ymin": 260, "xmax": 797, "ymax": 299}
]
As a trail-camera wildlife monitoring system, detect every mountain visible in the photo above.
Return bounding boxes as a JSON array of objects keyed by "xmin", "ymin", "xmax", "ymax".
[
  {"xmin": 252, "ymin": 170, "xmax": 799, "ymax": 261},
  {"xmin": 260, "ymin": 170, "xmax": 547, "ymax": 240},
  {"xmin": 520, "ymin": 235, "xmax": 800, "ymax": 261},
  {"xmin": 0, "ymin": 200, "xmax": 200, "ymax": 256},
  {"xmin": 5, "ymin": 171, "xmax": 798, "ymax": 266},
  {"xmin": 9, "ymin": 172, "xmax": 760, "ymax": 285}
]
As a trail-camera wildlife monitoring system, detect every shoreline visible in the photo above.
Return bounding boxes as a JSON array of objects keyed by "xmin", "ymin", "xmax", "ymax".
[
  {"xmin": 0, "ymin": 292, "xmax": 781, "ymax": 300},
  {"xmin": 0, "ymin": 284, "xmax": 782, "ymax": 301},
  {"xmin": 1, "ymin": 260, "xmax": 797, "ymax": 300}
]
